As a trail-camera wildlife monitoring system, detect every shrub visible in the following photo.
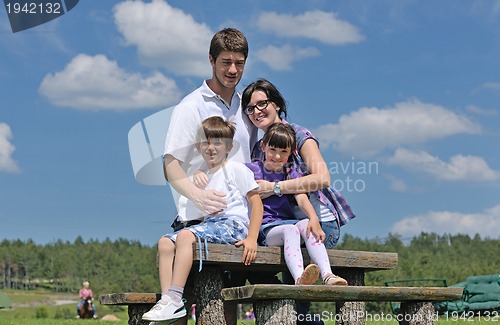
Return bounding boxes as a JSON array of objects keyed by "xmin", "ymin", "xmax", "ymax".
[{"xmin": 35, "ymin": 306, "xmax": 49, "ymax": 318}]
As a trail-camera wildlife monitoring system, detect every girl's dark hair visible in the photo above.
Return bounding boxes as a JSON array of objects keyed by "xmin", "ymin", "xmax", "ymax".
[
  {"xmin": 242, "ymin": 79, "xmax": 288, "ymax": 119},
  {"xmin": 261, "ymin": 123, "xmax": 296, "ymax": 152}
]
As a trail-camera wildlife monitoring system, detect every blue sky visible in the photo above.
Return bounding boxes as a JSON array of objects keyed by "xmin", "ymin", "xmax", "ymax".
[{"xmin": 1, "ymin": 0, "xmax": 499, "ymax": 246}]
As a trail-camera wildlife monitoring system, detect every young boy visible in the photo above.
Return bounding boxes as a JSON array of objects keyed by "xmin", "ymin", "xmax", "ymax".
[{"xmin": 142, "ymin": 117, "xmax": 263, "ymax": 324}]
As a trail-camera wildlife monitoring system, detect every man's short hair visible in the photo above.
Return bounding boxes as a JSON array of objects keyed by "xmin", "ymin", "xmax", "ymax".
[{"xmin": 209, "ymin": 28, "xmax": 248, "ymax": 61}]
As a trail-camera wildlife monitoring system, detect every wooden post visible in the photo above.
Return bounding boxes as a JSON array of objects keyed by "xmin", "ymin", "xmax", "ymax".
[
  {"xmin": 193, "ymin": 266, "xmax": 226, "ymax": 325},
  {"xmin": 255, "ymin": 299, "xmax": 296, "ymax": 325},
  {"xmin": 336, "ymin": 269, "xmax": 365, "ymax": 325},
  {"xmin": 128, "ymin": 304, "xmax": 154, "ymax": 325},
  {"xmin": 399, "ymin": 302, "xmax": 435, "ymax": 325}
]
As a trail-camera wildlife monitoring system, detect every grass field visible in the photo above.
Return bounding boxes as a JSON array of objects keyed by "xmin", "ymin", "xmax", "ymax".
[{"xmin": 1, "ymin": 290, "xmax": 498, "ymax": 324}]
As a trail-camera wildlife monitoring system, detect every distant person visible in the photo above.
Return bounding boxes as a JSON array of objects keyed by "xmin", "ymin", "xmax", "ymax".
[
  {"xmin": 190, "ymin": 304, "xmax": 196, "ymax": 321},
  {"xmin": 244, "ymin": 307, "xmax": 254, "ymax": 320},
  {"xmin": 142, "ymin": 117, "xmax": 263, "ymax": 324},
  {"xmin": 246, "ymin": 123, "xmax": 348, "ymax": 286},
  {"xmin": 76, "ymin": 281, "xmax": 97, "ymax": 318}
]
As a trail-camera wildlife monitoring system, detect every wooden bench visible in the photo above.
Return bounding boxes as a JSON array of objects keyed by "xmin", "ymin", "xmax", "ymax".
[
  {"xmin": 222, "ymin": 284, "xmax": 464, "ymax": 325},
  {"xmin": 100, "ymin": 243, "xmax": 401, "ymax": 325}
]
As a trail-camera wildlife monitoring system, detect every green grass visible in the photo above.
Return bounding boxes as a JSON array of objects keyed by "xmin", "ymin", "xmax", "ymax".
[{"xmin": 0, "ymin": 289, "xmax": 129, "ymax": 324}]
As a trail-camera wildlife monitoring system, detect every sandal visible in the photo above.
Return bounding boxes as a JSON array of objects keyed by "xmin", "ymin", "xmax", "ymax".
[
  {"xmin": 323, "ymin": 273, "xmax": 348, "ymax": 286},
  {"xmin": 296, "ymin": 264, "xmax": 320, "ymax": 285}
]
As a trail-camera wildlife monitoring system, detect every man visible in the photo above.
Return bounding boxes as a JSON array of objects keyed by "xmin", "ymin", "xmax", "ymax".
[
  {"xmin": 163, "ymin": 27, "xmax": 256, "ymax": 228},
  {"xmin": 161, "ymin": 28, "xmax": 257, "ymax": 325}
]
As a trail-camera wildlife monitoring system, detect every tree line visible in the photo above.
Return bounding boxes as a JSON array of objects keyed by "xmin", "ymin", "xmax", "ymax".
[
  {"xmin": 0, "ymin": 236, "xmax": 157, "ymax": 296},
  {"xmin": 1, "ymin": 233, "xmax": 498, "ymax": 302}
]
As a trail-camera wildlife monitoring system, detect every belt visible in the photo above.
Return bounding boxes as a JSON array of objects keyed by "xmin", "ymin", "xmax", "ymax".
[{"xmin": 171, "ymin": 218, "xmax": 202, "ymax": 232}]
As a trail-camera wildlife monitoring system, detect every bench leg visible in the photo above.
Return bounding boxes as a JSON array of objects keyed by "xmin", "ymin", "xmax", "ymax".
[
  {"xmin": 193, "ymin": 266, "xmax": 226, "ymax": 325},
  {"xmin": 335, "ymin": 269, "xmax": 365, "ymax": 325},
  {"xmin": 399, "ymin": 302, "xmax": 435, "ymax": 325},
  {"xmin": 128, "ymin": 304, "xmax": 154, "ymax": 325},
  {"xmin": 255, "ymin": 299, "xmax": 296, "ymax": 325}
]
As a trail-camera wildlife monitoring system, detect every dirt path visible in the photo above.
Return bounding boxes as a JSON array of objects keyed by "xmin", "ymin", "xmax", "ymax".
[{"xmin": 8, "ymin": 292, "xmax": 78, "ymax": 308}]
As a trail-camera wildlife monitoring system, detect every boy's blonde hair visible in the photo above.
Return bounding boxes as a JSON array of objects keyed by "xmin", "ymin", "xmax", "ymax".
[{"xmin": 196, "ymin": 116, "xmax": 236, "ymax": 148}]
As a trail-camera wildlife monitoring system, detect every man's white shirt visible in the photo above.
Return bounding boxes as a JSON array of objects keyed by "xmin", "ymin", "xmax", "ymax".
[{"xmin": 164, "ymin": 80, "xmax": 257, "ymax": 221}]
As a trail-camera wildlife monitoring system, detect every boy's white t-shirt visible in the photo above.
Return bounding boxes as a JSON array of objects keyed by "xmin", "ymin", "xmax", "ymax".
[
  {"xmin": 164, "ymin": 81, "xmax": 257, "ymax": 221},
  {"xmin": 185, "ymin": 161, "xmax": 258, "ymax": 228}
]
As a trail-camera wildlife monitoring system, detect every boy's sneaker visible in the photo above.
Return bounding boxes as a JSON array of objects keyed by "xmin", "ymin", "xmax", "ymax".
[{"xmin": 142, "ymin": 297, "xmax": 186, "ymax": 322}]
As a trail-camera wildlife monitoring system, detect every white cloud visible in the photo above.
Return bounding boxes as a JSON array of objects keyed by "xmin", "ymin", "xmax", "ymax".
[
  {"xmin": 385, "ymin": 174, "xmax": 409, "ymax": 192},
  {"xmin": 482, "ymin": 82, "xmax": 500, "ymax": 90},
  {"xmin": 113, "ymin": 0, "xmax": 213, "ymax": 77},
  {"xmin": 256, "ymin": 10, "xmax": 364, "ymax": 45},
  {"xmin": 39, "ymin": 54, "xmax": 182, "ymax": 111},
  {"xmin": 388, "ymin": 148, "xmax": 500, "ymax": 182},
  {"xmin": 255, "ymin": 44, "xmax": 320, "ymax": 71},
  {"xmin": 0, "ymin": 123, "xmax": 20, "ymax": 173},
  {"xmin": 466, "ymin": 105, "xmax": 498, "ymax": 116},
  {"xmin": 391, "ymin": 205, "xmax": 500, "ymax": 239},
  {"xmin": 314, "ymin": 99, "xmax": 481, "ymax": 157}
]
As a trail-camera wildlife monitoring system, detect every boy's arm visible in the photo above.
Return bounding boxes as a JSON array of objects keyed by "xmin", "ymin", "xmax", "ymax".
[
  {"xmin": 235, "ymin": 190, "xmax": 263, "ymax": 265},
  {"xmin": 192, "ymin": 169, "xmax": 209, "ymax": 189},
  {"xmin": 164, "ymin": 154, "xmax": 226, "ymax": 215},
  {"xmin": 295, "ymin": 193, "xmax": 325, "ymax": 242}
]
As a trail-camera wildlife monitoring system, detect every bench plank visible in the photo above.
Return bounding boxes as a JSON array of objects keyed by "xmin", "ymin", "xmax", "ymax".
[
  {"xmin": 193, "ymin": 243, "xmax": 398, "ymax": 271},
  {"xmin": 221, "ymin": 284, "xmax": 464, "ymax": 303},
  {"xmin": 99, "ymin": 293, "xmax": 159, "ymax": 305}
]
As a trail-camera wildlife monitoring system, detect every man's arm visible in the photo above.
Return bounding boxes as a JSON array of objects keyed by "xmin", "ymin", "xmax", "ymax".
[{"xmin": 163, "ymin": 154, "xmax": 226, "ymax": 215}]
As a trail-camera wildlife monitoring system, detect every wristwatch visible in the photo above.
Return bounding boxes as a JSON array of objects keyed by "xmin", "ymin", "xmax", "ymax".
[{"xmin": 273, "ymin": 181, "xmax": 283, "ymax": 197}]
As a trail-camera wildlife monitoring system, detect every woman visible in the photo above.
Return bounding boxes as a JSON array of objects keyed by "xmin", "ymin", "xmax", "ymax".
[
  {"xmin": 76, "ymin": 281, "xmax": 97, "ymax": 318},
  {"xmin": 242, "ymin": 79, "xmax": 355, "ymax": 325},
  {"xmin": 241, "ymin": 78, "xmax": 355, "ymax": 250}
]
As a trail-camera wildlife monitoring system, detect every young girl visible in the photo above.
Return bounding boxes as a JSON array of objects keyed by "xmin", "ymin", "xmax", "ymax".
[
  {"xmin": 142, "ymin": 117, "xmax": 263, "ymax": 323},
  {"xmin": 245, "ymin": 123, "xmax": 348, "ymax": 286}
]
